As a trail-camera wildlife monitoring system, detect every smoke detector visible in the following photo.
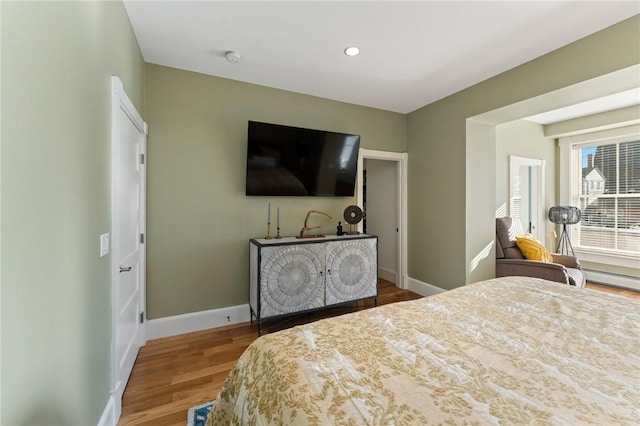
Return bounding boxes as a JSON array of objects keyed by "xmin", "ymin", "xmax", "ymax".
[{"xmin": 225, "ymin": 51, "xmax": 241, "ymax": 63}]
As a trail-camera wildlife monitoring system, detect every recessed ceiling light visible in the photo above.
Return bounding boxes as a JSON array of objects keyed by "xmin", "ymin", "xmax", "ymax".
[{"xmin": 344, "ymin": 46, "xmax": 360, "ymax": 57}]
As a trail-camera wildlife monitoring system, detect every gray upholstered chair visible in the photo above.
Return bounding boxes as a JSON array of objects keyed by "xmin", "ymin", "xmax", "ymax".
[{"xmin": 495, "ymin": 217, "xmax": 586, "ymax": 287}]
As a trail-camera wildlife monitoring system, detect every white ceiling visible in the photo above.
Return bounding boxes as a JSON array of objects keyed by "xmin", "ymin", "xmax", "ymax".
[
  {"xmin": 123, "ymin": 1, "xmax": 640, "ymax": 115},
  {"xmin": 525, "ymin": 88, "xmax": 640, "ymax": 125}
]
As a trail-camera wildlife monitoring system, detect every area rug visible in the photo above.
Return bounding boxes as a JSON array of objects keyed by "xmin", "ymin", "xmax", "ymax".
[{"xmin": 186, "ymin": 401, "xmax": 214, "ymax": 426}]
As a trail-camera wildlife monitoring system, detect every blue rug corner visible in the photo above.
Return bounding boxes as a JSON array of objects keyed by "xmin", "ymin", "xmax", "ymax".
[{"xmin": 187, "ymin": 401, "xmax": 214, "ymax": 426}]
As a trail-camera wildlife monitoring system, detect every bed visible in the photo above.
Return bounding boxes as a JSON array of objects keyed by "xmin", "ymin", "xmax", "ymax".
[{"xmin": 206, "ymin": 276, "xmax": 639, "ymax": 425}]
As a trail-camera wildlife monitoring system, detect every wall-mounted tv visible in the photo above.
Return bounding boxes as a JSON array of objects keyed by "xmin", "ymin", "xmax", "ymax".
[{"xmin": 246, "ymin": 121, "xmax": 361, "ymax": 196}]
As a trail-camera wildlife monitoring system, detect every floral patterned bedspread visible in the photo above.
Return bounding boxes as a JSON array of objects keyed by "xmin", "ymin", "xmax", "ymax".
[{"xmin": 206, "ymin": 276, "xmax": 640, "ymax": 425}]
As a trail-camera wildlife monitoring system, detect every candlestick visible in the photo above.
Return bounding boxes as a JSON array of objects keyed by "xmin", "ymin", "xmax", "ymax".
[
  {"xmin": 265, "ymin": 221, "xmax": 272, "ymax": 239},
  {"xmin": 275, "ymin": 226, "xmax": 281, "ymax": 239}
]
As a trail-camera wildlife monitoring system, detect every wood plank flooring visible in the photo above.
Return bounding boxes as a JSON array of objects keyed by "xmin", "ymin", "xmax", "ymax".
[
  {"xmin": 118, "ymin": 280, "xmax": 638, "ymax": 426},
  {"xmin": 118, "ymin": 279, "xmax": 420, "ymax": 426}
]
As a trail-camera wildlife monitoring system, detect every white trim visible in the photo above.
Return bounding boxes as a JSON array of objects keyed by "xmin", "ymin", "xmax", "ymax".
[
  {"xmin": 110, "ymin": 76, "xmax": 148, "ymax": 425},
  {"xmin": 560, "ymin": 124, "xmax": 640, "ymax": 146},
  {"xmin": 147, "ymin": 276, "xmax": 458, "ymax": 341},
  {"xmin": 575, "ymin": 248, "xmax": 639, "ymax": 268},
  {"xmin": 146, "ymin": 304, "xmax": 252, "ymax": 341},
  {"xmin": 405, "ymin": 276, "xmax": 447, "ymax": 297},
  {"xmin": 378, "ymin": 267, "xmax": 397, "ymax": 284},
  {"xmin": 357, "ymin": 149, "xmax": 409, "ymax": 289},
  {"xmin": 584, "ymin": 270, "xmax": 640, "ymax": 291},
  {"xmin": 509, "ymin": 155, "xmax": 544, "ymax": 168},
  {"xmin": 139, "ymin": 136, "xmax": 147, "ymax": 346},
  {"xmin": 97, "ymin": 396, "xmax": 116, "ymax": 426},
  {"xmin": 111, "ymin": 77, "xmax": 146, "ymax": 134}
]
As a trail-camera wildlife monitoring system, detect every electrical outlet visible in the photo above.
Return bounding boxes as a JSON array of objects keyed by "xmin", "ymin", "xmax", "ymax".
[{"xmin": 100, "ymin": 233, "xmax": 110, "ymax": 257}]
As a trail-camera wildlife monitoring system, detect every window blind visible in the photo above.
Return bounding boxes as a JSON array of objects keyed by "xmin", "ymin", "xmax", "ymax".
[{"xmin": 572, "ymin": 138, "xmax": 640, "ymax": 255}]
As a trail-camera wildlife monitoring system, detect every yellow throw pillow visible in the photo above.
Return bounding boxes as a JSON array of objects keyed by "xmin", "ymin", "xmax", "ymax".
[{"xmin": 516, "ymin": 234, "xmax": 553, "ymax": 263}]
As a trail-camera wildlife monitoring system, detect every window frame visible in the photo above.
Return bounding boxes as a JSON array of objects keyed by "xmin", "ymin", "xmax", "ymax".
[{"xmin": 559, "ymin": 124, "xmax": 640, "ymax": 267}]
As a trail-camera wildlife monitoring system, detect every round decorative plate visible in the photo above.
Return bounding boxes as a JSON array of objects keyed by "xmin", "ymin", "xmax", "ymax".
[{"xmin": 343, "ymin": 205, "xmax": 364, "ymax": 225}]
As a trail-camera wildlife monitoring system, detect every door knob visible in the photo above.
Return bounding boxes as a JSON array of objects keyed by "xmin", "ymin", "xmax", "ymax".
[{"xmin": 119, "ymin": 266, "xmax": 132, "ymax": 273}]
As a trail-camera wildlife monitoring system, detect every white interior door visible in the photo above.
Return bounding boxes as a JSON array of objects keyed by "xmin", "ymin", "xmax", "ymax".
[
  {"xmin": 111, "ymin": 77, "xmax": 147, "ymax": 420},
  {"xmin": 509, "ymin": 156, "xmax": 545, "ymax": 241}
]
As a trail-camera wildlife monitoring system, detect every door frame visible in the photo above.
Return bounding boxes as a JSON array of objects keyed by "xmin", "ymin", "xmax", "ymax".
[
  {"xmin": 509, "ymin": 155, "xmax": 545, "ymax": 241},
  {"xmin": 110, "ymin": 76, "xmax": 147, "ymax": 421},
  {"xmin": 357, "ymin": 149, "xmax": 408, "ymax": 289}
]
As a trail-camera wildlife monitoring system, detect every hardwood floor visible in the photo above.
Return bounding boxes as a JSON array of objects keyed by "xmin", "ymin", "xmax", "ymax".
[
  {"xmin": 118, "ymin": 279, "xmax": 421, "ymax": 425},
  {"xmin": 586, "ymin": 282, "xmax": 640, "ymax": 300},
  {"xmin": 118, "ymin": 279, "xmax": 637, "ymax": 426}
]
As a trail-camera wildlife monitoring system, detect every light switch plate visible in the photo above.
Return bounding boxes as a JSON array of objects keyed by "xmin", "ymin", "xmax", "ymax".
[{"xmin": 100, "ymin": 233, "xmax": 110, "ymax": 257}]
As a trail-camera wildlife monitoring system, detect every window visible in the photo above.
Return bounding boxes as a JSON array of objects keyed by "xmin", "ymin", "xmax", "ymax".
[{"xmin": 560, "ymin": 125, "xmax": 640, "ymax": 260}]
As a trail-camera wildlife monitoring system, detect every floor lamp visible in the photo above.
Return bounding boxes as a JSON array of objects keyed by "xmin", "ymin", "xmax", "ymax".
[{"xmin": 548, "ymin": 206, "xmax": 581, "ymax": 256}]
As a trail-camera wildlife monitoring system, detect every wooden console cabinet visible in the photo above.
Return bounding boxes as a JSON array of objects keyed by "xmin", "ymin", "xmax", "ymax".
[{"xmin": 249, "ymin": 234, "xmax": 378, "ymax": 333}]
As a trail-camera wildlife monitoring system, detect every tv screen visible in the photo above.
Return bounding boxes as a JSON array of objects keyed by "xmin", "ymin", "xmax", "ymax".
[{"xmin": 246, "ymin": 121, "xmax": 361, "ymax": 196}]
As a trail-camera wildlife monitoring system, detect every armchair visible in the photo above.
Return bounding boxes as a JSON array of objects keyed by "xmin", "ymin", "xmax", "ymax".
[{"xmin": 495, "ymin": 217, "xmax": 586, "ymax": 287}]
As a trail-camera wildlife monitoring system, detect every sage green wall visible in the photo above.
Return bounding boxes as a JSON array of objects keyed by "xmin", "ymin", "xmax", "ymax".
[
  {"xmin": 407, "ymin": 15, "xmax": 640, "ymax": 290},
  {"xmin": 1, "ymin": 2, "xmax": 144, "ymax": 425},
  {"xmin": 465, "ymin": 119, "xmax": 496, "ymax": 283},
  {"xmin": 495, "ymin": 120, "xmax": 557, "ymax": 248},
  {"xmin": 145, "ymin": 64, "xmax": 406, "ymax": 319}
]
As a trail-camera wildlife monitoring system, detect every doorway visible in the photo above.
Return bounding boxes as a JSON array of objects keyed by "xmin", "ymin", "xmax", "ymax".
[
  {"xmin": 509, "ymin": 155, "xmax": 545, "ymax": 241},
  {"xmin": 364, "ymin": 159, "xmax": 398, "ymax": 284},
  {"xmin": 357, "ymin": 149, "xmax": 408, "ymax": 289}
]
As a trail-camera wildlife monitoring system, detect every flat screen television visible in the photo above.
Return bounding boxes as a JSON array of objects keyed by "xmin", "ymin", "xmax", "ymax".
[{"xmin": 246, "ymin": 121, "xmax": 361, "ymax": 196}]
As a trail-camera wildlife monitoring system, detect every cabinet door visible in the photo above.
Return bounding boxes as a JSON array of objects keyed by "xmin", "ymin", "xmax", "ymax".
[
  {"xmin": 325, "ymin": 238, "xmax": 377, "ymax": 305},
  {"xmin": 259, "ymin": 243, "xmax": 325, "ymax": 318}
]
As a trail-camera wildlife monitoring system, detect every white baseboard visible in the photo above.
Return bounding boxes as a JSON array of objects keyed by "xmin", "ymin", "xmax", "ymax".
[
  {"xmin": 405, "ymin": 276, "xmax": 447, "ymax": 297},
  {"xmin": 584, "ymin": 270, "xmax": 640, "ymax": 291},
  {"xmin": 378, "ymin": 267, "xmax": 397, "ymax": 284},
  {"xmin": 146, "ymin": 304, "xmax": 251, "ymax": 341},
  {"xmin": 97, "ymin": 395, "xmax": 117, "ymax": 426},
  {"xmin": 145, "ymin": 277, "xmax": 450, "ymax": 342}
]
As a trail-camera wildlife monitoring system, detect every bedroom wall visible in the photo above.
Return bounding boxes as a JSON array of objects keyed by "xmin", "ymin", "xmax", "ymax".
[
  {"xmin": 407, "ymin": 15, "xmax": 640, "ymax": 290},
  {"xmin": 495, "ymin": 119, "xmax": 557, "ymax": 248},
  {"xmin": 1, "ymin": 2, "xmax": 145, "ymax": 425},
  {"xmin": 144, "ymin": 64, "xmax": 407, "ymax": 319}
]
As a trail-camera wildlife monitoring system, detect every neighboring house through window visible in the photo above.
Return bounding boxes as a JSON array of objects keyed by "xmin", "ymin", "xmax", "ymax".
[{"xmin": 559, "ymin": 125, "xmax": 640, "ymax": 266}]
